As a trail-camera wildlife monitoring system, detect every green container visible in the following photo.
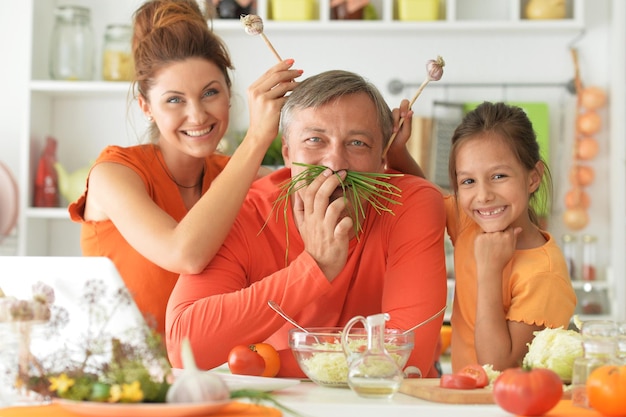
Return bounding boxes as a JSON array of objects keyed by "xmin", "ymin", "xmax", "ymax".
[
  {"xmin": 271, "ymin": 0, "xmax": 317, "ymax": 21},
  {"xmin": 397, "ymin": 0, "xmax": 440, "ymax": 21}
]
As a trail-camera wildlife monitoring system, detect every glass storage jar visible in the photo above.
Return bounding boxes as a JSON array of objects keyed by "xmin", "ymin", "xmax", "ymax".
[
  {"xmin": 579, "ymin": 283, "xmax": 605, "ymax": 315},
  {"xmin": 571, "ymin": 320, "xmax": 618, "ymax": 408},
  {"xmin": 562, "ymin": 234, "xmax": 578, "ymax": 281},
  {"xmin": 618, "ymin": 322, "xmax": 626, "ymax": 361},
  {"xmin": 582, "ymin": 234, "xmax": 597, "ymax": 281},
  {"xmin": 102, "ymin": 24, "xmax": 133, "ymax": 81},
  {"xmin": 49, "ymin": 5, "xmax": 94, "ymax": 81}
]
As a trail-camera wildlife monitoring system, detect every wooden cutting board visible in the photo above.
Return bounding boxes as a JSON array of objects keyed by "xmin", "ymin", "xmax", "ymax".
[
  {"xmin": 400, "ymin": 378, "xmax": 572, "ymax": 404},
  {"xmin": 399, "ymin": 378, "xmax": 495, "ymax": 404}
]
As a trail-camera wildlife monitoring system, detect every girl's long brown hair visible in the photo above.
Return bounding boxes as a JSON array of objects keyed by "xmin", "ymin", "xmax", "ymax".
[{"xmin": 448, "ymin": 101, "xmax": 552, "ymax": 226}]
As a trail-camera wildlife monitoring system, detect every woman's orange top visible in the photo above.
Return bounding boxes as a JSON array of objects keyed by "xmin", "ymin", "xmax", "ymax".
[{"xmin": 69, "ymin": 144, "xmax": 229, "ymax": 335}]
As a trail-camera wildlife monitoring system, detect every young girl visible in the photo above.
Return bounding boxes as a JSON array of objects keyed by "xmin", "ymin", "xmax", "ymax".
[{"xmin": 445, "ymin": 101, "xmax": 576, "ymax": 371}]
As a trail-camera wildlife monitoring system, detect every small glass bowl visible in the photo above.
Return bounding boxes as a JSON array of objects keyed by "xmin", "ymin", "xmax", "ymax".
[{"xmin": 289, "ymin": 327, "xmax": 414, "ymax": 387}]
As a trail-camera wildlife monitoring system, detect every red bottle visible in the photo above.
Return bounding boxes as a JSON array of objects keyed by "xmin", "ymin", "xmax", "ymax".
[{"xmin": 34, "ymin": 137, "xmax": 59, "ymax": 207}]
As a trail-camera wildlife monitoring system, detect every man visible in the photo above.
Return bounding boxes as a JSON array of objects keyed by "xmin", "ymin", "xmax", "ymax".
[{"xmin": 166, "ymin": 70, "xmax": 447, "ymax": 377}]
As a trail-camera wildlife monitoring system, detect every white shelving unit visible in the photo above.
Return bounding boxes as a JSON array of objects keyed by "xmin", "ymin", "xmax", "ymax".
[
  {"xmin": 212, "ymin": 0, "xmax": 583, "ymax": 31},
  {"xmin": 18, "ymin": 0, "xmax": 585, "ymax": 255},
  {"xmin": 19, "ymin": 0, "xmax": 625, "ymax": 323},
  {"xmin": 18, "ymin": 0, "xmax": 144, "ymax": 256},
  {"xmin": 231, "ymin": 0, "xmax": 584, "ymax": 26}
]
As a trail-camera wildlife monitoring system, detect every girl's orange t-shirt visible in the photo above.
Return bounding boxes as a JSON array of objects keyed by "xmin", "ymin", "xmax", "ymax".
[{"xmin": 444, "ymin": 195, "xmax": 576, "ymax": 372}]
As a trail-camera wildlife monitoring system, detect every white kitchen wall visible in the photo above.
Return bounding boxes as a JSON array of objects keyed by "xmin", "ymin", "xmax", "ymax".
[{"xmin": 0, "ymin": 3, "xmax": 28, "ymax": 181}]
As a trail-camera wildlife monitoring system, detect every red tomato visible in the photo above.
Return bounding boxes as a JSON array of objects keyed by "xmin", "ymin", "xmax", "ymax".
[
  {"xmin": 440, "ymin": 374, "xmax": 477, "ymax": 389},
  {"xmin": 227, "ymin": 345, "xmax": 265, "ymax": 376},
  {"xmin": 493, "ymin": 367, "xmax": 562, "ymax": 416},
  {"xmin": 587, "ymin": 365, "xmax": 626, "ymax": 417},
  {"xmin": 458, "ymin": 364, "xmax": 489, "ymax": 388}
]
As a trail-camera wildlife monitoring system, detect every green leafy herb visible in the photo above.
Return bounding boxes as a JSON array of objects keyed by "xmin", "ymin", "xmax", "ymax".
[
  {"xmin": 230, "ymin": 389, "xmax": 304, "ymax": 416},
  {"xmin": 262, "ymin": 162, "xmax": 403, "ymax": 265}
]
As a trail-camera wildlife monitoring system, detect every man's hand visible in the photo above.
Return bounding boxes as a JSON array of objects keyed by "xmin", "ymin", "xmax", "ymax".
[{"xmin": 292, "ymin": 169, "xmax": 352, "ymax": 281}]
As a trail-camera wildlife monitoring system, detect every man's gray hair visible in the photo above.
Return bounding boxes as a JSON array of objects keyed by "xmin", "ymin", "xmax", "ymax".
[{"xmin": 280, "ymin": 70, "xmax": 393, "ymax": 148}]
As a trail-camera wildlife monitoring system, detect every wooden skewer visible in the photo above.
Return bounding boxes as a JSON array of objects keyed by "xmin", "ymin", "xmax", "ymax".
[
  {"xmin": 241, "ymin": 15, "xmax": 283, "ymax": 62},
  {"xmin": 382, "ymin": 77, "xmax": 431, "ymax": 159},
  {"xmin": 402, "ymin": 304, "xmax": 447, "ymax": 335},
  {"xmin": 261, "ymin": 33, "xmax": 283, "ymax": 62}
]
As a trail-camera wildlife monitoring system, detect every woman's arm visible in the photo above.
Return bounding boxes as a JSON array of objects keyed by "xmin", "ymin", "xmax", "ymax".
[{"xmin": 86, "ymin": 60, "xmax": 302, "ymax": 274}]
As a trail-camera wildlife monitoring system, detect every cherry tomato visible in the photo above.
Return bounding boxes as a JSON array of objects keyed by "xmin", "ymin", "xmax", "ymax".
[
  {"xmin": 440, "ymin": 374, "xmax": 477, "ymax": 389},
  {"xmin": 493, "ymin": 367, "xmax": 562, "ymax": 416},
  {"xmin": 458, "ymin": 364, "xmax": 489, "ymax": 388},
  {"xmin": 252, "ymin": 343, "xmax": 281, "ymax": 377},
  {"xmin": 227, "ymin": 345, "xmax": 265, "ymax": 376},
  {"xmin": 587, "ymin": 365, "xmax": 626, "ymax": 417}
]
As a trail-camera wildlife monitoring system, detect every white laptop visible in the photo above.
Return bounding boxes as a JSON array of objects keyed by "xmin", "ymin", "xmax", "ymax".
[{"xmin": 0, "ymin": 256, "xmax": 161, "ymax": 383}]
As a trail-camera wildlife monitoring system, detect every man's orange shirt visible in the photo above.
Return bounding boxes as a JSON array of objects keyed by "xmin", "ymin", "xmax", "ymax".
[{"xmin": 167, "ymin": 168, "xmax": 448, "ymax": 377}]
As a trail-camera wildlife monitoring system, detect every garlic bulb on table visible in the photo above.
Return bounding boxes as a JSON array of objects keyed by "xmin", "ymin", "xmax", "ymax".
[{"xmin": 166, "ymin": 338, "xmax": 230, "ymax": 403}]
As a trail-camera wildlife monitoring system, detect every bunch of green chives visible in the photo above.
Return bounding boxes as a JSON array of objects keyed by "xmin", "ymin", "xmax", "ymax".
[{"xmin": 263, "ymin": 163, "xmax": 403, "ymax": 264}]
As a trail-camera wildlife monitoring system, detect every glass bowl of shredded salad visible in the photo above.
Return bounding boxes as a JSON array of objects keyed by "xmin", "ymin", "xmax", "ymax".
[{"xmin": 289, "ymin": 327, "xmax": 414, "ymax": 387}]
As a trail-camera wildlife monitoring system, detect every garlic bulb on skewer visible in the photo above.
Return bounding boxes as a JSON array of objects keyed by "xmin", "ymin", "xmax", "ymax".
[
  {"xmin": 382, "ymin": 56, "xmax": 445, "ymax": 158},
  {"xmin": 426, "ymin": 56, "xmax": 445, "ymax": 82},
  {"xmin": 241, "ymin": 14, "xmax": 283, "ymax": 62}
]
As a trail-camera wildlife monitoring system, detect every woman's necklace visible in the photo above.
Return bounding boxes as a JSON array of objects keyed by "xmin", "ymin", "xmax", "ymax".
[{"xmin": 155, "ymin": 147, "xmax": 204, "ymax": 189}]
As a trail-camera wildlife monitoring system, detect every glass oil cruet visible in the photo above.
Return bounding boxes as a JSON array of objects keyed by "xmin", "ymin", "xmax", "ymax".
[
  {"xmin": 571, "ymin": 320, "xmax": 618, "ymax": 408},
  {"xmin": 341, "ymin": 313, "xmax": 404, "ymax": 399}
]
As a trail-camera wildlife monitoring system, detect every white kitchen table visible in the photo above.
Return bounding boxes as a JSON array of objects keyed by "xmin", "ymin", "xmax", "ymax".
[
  {"xmin": 271, "ymin": 381, "xmax": 509, "ymax": 417},
  {"xmin": 0, "ymin": 381, "xmax": 597, "ymax": 417}
]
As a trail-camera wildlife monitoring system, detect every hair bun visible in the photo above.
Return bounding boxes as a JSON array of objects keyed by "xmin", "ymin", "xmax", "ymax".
[{"xmin": 133, "ymin": 0, "xmax": 211, "ymax": 51}]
